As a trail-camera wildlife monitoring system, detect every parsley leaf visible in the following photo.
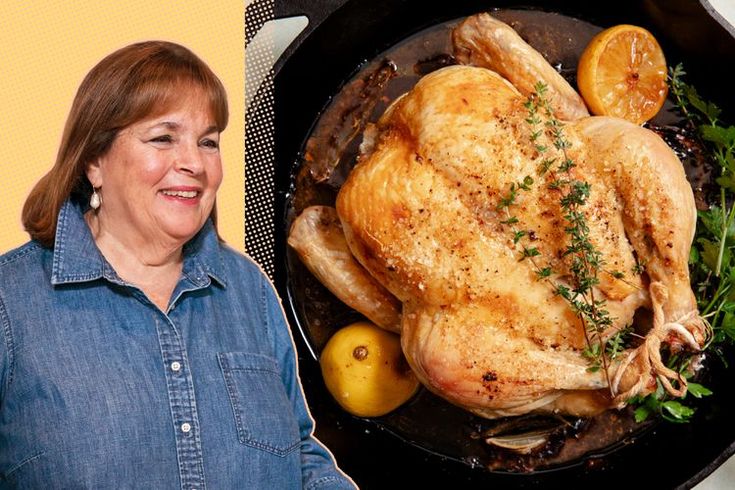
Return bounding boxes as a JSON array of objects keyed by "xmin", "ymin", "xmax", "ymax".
[
  {"xmin": 687, "ymin": 382, "xmax": 713, "ymax": 398},
  {"xmin": 661, "ymin": 400, "xmax": 696, "ymax": 423}
]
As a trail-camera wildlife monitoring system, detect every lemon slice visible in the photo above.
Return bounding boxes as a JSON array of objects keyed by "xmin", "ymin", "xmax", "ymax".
[
  {"xmin": 577, "ymin": 24, "xmax": 668, "ymax": 125},
  {"xmin": 320, "ymin": 321, "xmax": 419, "ymax": 417}
]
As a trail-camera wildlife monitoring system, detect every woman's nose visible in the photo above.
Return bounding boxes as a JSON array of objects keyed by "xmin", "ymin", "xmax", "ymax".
[{"xmin": 175, "ymin": 141, "xmax": 204, "ymax": 175}]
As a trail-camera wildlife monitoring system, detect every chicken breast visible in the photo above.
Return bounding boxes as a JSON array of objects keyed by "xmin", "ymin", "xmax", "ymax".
[{"xmin": 331, "ymin": 16, "xmax": 705, "ymax": 418}]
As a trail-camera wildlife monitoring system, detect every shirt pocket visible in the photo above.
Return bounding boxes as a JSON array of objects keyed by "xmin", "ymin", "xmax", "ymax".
[{"xmin": 217, "ymin": 352, "xmax": 301, "ymax": 457}]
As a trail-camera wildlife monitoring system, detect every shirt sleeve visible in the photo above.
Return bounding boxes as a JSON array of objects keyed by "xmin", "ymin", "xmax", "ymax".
[{"xmin": 260, "ymin": 273, "xmax": 357, "ymax": 490}]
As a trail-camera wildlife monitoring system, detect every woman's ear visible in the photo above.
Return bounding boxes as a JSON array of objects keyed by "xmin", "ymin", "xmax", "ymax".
[{"xmin": 85, "ymin": 158, "xmax": 103, "ymax": 188}]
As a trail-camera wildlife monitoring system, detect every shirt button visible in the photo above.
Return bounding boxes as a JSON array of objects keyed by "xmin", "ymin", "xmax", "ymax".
[
  {"xmin": 171, "ymin": 361, "xmax": 182, "ymax": 372},
  {"xmin": 181, "ymin": 423, "xmax": 192, "ymax": 433}
]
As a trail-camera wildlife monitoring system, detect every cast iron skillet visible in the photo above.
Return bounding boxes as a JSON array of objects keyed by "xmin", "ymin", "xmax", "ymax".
[{"xmin": 272, "ymin": 1, "xmax": 735, "ymax": 487}]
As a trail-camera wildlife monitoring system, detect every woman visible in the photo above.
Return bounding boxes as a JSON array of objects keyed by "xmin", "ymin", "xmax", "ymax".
[{"xmin": 0, "ymin": 41, "xmax": 355, "ymax": 489}]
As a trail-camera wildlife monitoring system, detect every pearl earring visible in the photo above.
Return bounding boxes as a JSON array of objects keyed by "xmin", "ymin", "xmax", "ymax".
[{"xmin": 90, "ymin": 188, "xmax": 101, "ymax": 210}]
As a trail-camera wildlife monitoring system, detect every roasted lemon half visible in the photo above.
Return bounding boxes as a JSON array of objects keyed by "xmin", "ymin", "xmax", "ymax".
[{"xmin": 577, "ymin": 24, "xmax": 668, "ymax": 125}]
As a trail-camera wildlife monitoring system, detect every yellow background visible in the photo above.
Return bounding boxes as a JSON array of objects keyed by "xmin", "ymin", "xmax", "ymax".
[{"xmin": 0, "ymin": 0, "xmax": 245, "ymax": 252}]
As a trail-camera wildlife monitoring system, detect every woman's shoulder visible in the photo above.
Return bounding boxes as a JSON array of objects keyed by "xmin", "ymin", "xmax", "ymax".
[
  {"xmin": 0, "ymin": 241, "xmax": 47, "ymax": 273},
  {"xmin": 0, "ymin": 242, "xmax": 50, "ymax": 301}
]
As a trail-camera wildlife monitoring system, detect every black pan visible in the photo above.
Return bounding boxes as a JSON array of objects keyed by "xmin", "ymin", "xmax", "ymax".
[{"xmin": 270, "ymin": 1, "xmax": 735, "ymax": 487}]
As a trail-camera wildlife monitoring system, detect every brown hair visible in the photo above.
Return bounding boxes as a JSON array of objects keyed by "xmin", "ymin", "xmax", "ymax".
[{"xmin": 22, "ymin": 40, "xmax": 229, "ymax": 247}]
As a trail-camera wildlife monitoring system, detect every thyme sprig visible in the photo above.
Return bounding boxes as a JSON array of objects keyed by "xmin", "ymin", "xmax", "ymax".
[
  {"xmin": 502, "ymin": 82, "xmax": 628, "ymax": 387},
  {"xmin": 496, "ymin": 175, "xmax": 543, "ymax": 268},
  {"xmin": 532, "ymin": 82, "xmax": 617, "ymax": 379}
]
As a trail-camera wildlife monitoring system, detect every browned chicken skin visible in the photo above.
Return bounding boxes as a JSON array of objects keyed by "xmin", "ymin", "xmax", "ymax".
[
  {"xmin": 291, "ymin": 14, "xmax": 706, "ymax": 418},
  {"xmin": 452, "ymin": 13, "xmax": 590, "ymax": 121},
  {"xmin": 288, "ymin": 206, "xmax": 402, "ymax": 332}
]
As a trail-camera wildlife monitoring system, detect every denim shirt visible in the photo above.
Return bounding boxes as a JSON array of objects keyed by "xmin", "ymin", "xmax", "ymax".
[{"xmin": 0, "ymin": 200, "xmax": 355, "ymax": 490}]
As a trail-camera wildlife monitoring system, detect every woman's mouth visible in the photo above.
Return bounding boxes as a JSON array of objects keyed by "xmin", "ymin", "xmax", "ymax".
[
  {"xmin": 160, "ymin": 188, "xmax": 201, "ymax": 204},
  {"xmin": 161, "ymin": 189, "xmax": 199, "ymax": 198}
]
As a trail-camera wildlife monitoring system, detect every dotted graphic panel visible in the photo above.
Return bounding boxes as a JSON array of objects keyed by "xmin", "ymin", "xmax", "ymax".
[{"xmin": 245, "ymin": 0, "xmax": 276, "ymax": 278}]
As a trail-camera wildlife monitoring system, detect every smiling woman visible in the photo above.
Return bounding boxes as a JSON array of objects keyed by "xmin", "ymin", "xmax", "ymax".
[
  {"xmin": 22, "ymin": 41, "xmax": 228, "ymax": 249},
  {"xmin": 84, "ymin": 91, "xmax": 224, "ymax": 310},
  {"xmin": 0, "ymin": 41, "xmax": 354, "ymax": 489}
]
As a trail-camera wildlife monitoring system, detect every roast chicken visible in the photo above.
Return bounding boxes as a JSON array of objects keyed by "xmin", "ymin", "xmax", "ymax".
[{"xmin": 289, "ymin": 14, "xmax": 706, "ymax": 418}]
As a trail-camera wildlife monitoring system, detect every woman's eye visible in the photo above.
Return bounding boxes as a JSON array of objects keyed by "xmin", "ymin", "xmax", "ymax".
[
  {"xmin": 201, "ymin": 138, "xmax": 219, "ymax": 149},
  {"xmin": 150, "ymin": 135, "xmax": 173, "ymax": 143}
]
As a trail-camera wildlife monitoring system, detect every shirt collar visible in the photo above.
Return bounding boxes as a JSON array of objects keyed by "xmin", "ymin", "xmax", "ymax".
[{"xmin": 51, "ymin": 199, "xmax": 227, "ymax": 288}]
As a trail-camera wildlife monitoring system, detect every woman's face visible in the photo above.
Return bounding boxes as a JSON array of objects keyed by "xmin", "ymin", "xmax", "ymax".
[{"xmin": 86, "ymin": 89, "xmax": 222, "ymax": 248}]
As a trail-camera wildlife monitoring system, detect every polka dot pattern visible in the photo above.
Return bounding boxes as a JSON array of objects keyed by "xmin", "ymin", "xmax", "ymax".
[{"xmin": 245, "ymin": 0, "xmax": 276, "ymax": 278}]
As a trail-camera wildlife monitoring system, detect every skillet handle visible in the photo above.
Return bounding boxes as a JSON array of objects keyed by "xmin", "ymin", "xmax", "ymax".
[
  {"xmin": 271, "ymin": 0, "xmax": 349, "ymax": 67},
  {"xmin": 274, "ymin": 0, "xmax": 347, "ymax": 27}
]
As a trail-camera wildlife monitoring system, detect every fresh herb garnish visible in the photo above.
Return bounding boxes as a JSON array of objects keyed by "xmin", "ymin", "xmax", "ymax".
[
  {"xmin": 671, "ymin": 64, "xmax": 735, "ymax": 350},
  {"xmin": 631, "ymin": 378, "xmax": 712, "ymax": 424},
  {"xmin": 631, "ymin": 64, "xmax": 732, "ymax": 422}
]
